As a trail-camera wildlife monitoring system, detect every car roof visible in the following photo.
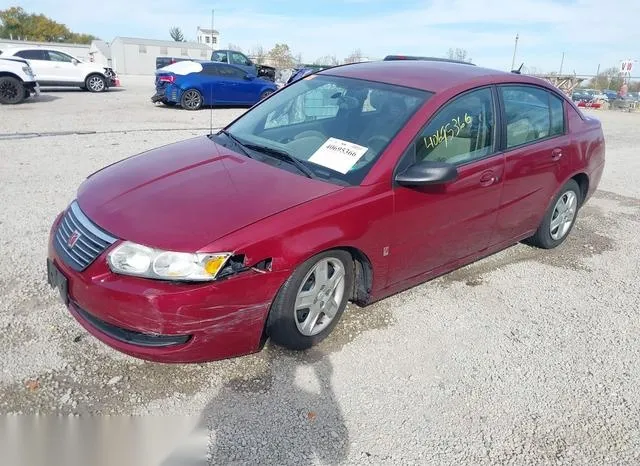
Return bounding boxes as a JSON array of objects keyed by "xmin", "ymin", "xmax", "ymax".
[
  {"xmin": 318, "ymin": 60, "xmax": 536, "ymax": 94},
  {"xmin": 5, "ymin": 45, "xmax": 68, "ymax": 53}
]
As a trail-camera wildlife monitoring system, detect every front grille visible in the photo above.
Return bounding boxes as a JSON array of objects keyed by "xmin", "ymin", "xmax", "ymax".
[{"xmin": 54, "ymin": 201, "xmax": 118, "ymax": 272}]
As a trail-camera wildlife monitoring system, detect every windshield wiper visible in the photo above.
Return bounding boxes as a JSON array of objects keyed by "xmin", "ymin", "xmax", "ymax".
[
  {"xmin": 216, "ymin": 129, "xmax": 254, "ymax": 159},
  {"xmin": 243, "ymin": 143, "xmax": 316, "ymax": 179}
]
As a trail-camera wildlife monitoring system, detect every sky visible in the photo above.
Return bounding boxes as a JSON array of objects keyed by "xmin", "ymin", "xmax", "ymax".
[{"xmin": 14, "ymin": 0, "xmax": 640, "ymax": 75}]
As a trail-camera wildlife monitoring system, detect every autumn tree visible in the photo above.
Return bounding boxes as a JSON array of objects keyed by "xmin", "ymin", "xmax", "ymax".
[
  {"xmin": 248, "ymin": 45, "xmax": 266, "ymax": 64},
  {"xmin": 447, "ymin": 47, "xmax": 472, "ymax": 63},
  {"xmin": 315, "ymin": 55, "xmax": 340, "ymax": 66},
  {"xmin": 267, "ymin": 43, "xmax": 295, "ymax": 68},
  {"xmin": 587, "ymin": 67, "xmax": 624, "ymax": 91},
  {"xmin": 0, "ymin": 6, "xmax": 97, "ymax": 43},
  {"xmin": 169, "ymin": 27, "xmax": 184, "ymax": 42},
  {"xmin": 344, "ymin": 48, "xmax": 364, "ymax": 64}
]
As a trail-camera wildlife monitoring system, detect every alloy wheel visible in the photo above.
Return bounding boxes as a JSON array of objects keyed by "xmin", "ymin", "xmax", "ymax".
[
  {"xmin": 182, "ymin": 90, "xmax": 202, "ymax": 110},
  {"xmin": 88, "ymin": 76, "xmax": 105, "ymax": 92},
  {"xmin": 294, "ymin": 257, "xmax": 346, "ymax": 336},
  {"xmin": 550, "ymin": 190, "xmax": 577, "ymax": 240},
  {"xmin": 0, "ymin": 80, "xmax": 18, "ymax": 100}
]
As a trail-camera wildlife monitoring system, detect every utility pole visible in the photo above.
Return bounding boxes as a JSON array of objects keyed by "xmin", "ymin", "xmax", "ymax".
[
  {"xmin": 510, "ymin": 33, "xmax": 519, "ymax": 70},
  {"xmin": 559, "ymin": 51, "xmax": 565, "ymax": 75},
  {"xmin": 211, "ymin": 8, "xmax": 217, "ymax": 49}
]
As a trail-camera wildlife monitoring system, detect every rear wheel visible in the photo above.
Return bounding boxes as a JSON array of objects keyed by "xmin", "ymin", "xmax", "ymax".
[
  {"xmin": 526, "ymin": 179, "xmax": 581, "ymax": 249},
  {"xmin": 0, "ymin": 76, "xmax": 25, "ymax": 104},
  {"xmin": 266, "ymin": 250, "xmax": 354, "ymax": 350},
  {"xmin": 85, "ymin": 74, "xmax": 106, "ymax": 92},
  {"xmin": 181, "ymin": 89, "xmax": 203, "ymax": 110}
]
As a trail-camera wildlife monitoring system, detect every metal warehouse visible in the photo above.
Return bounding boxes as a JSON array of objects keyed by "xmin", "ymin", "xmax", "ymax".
[{"xmin": 108, "ymin": 37, "xmax": 213, "ymax": 75}]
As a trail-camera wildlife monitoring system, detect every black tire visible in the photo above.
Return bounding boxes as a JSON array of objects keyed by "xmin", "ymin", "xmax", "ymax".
[
  {"xmin": 85, "ymin": 74, "xmax": 106, "ymax": 92},
  {"xmin": 260, "ymin": 89, "xmax": 274, "ymax": 100},
  {"xmin": 162, "ymin": 100, "xmax": 177, "ymax": 106},
  {"xmin": 0, "ymin": 76, "xmax": 25, "ymax": 104},
  {"xmin": 180, "ymin": 89, "xmax": 203, "ymax": 110},
  {"xmin": 266, "ymin": 250, "xmax": 354, "ymax": 350},
  {"xmin": 526, "ymin": 179, "xmax": 581, "ymax": 249}
]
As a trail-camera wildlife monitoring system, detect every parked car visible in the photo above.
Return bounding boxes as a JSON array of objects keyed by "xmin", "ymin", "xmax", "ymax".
[
  {"xmin": 285, "ymin": 65, "xmax": 333, "ymax": 85},
  {"xmin": 47, "ymin": 59, "xmax": 605, "ymax": 363},
  {"xmin": 1, "ymin": 46, "xmax": 116, "ymax": 92},
  {"xmin": 0, "ymin": 55, "xmax": 40, "ymax": 104},
  {"xmin": 155, "ymin": 56, "xmax": 194, "ymax": 69},
  {"xmin": 210, "ymin": 49, "xmax": 276, "ymax": 82},
  {"xmin": 151, "ymin": 60, "xmax": 277, "ymax": 110}
]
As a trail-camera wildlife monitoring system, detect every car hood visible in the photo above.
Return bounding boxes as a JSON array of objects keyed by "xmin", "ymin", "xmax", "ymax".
[{"xmin": 77, "ymin": 136, "xmax": 343, "ymax": 251}]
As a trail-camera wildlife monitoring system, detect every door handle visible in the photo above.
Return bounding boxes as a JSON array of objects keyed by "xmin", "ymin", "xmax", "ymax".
[
  {"xmin": 551, "ymin": 148, "xmax": 563, "ymax": 161},
  {"xmin": 479, "ymin": 171, "xmax": 499, "ymax": 187}
]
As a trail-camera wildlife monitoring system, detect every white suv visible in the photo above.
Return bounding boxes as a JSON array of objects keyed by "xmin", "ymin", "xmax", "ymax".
[
  {"xmin": 0, "ymin": 56, "xmax": 40, "ymax": 104},
  {"xmin": 2, "ymin": 46, "xmax": 113, "ymax": 92}
]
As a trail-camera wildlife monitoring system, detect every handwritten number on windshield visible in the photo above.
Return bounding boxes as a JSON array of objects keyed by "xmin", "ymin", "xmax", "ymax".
[{"xmin": 424, "ymin": 113, "xmax": 473, "ymax": 150}]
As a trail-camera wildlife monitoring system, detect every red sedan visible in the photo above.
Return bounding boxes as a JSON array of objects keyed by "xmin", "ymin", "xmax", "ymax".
[{"xmin": 47, "ymin": 60, "xmax": 606, "ymax": 363}]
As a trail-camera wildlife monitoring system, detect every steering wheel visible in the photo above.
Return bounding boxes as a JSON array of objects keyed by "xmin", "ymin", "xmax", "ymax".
[{"xmin": 347, "ymin": 135, "xmax": 389, "ymax": 172}]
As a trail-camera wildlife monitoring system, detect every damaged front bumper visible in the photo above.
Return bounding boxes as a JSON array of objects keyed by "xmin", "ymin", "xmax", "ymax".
[{"xmin": 47, "ymin": 213, "xmax": 289, "ymax": 363}]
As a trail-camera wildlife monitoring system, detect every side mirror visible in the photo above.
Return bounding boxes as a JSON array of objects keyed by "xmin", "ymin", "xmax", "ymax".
[
  {"xmin": 395, "ymin": 160, "xmax": 458, "ymax": 186},
  {"xmin": 72, "ymin": 58, "xmax": 79, "ymax": 65}
]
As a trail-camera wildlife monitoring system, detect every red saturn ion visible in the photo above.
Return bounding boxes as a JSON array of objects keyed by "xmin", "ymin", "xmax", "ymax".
[{"xmin": 47, "ymin": 59, "xmax": 605, "ymax": 363}]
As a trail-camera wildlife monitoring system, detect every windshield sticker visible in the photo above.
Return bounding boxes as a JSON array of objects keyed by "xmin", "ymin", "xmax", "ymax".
[
  {"xmin": 424, "ymin": 113, "xmax": 473, "ymax": 150},
  {"xmin": 308, "ymin": 138, "xmax": 369, "ymax": 174}
]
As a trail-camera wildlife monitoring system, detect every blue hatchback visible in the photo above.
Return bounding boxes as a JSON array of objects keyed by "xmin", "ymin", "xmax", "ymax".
[{"xmin": 151, "ymin": 60, "xmax": 278, "ymax": 110}]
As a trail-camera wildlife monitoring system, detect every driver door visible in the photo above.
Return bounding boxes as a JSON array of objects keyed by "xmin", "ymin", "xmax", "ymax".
[
  {"xmin": 44, "ymin": 50, "xmax": 83, "ymax": 83},
  {"xmin": 389, "ymin": 86, "xmax": 505, "ymax": 285}
]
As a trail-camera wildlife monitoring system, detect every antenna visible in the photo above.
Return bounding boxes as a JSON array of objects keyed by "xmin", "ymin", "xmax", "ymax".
[{"xmin": 209, "ymin": 8, "xmax": 214, "ymax": 135}]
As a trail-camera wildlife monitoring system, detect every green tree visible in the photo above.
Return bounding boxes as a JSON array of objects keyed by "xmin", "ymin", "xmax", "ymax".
[
  {"xmin": 0, "ymin": 6, "xmax": 97, "ymax": 43},
  {"xmin": 169, "ymin": 27, "xmax": 184, "ymax": 42},
  {"xmin": 267, "ymin": 43, "xmax": 295, "ymax": 68}
]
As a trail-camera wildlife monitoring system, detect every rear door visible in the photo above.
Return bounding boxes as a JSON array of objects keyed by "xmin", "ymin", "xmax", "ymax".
[
  {"xmin": 492, "ymin": 84, "xmax": 574, "ymax": 244},
  {"xmin": 13, "ymin": 49, "xmax": 50, "ymax": 82}
]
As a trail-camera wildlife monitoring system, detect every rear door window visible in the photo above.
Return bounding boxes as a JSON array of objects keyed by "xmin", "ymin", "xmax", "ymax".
[
  {"xmin": 499, "ymin": 85, "xmax": 565, "ymax": 149},
  {"xmin": 14, "ymin": 49, "xmax": 47, "ymax": 60}
]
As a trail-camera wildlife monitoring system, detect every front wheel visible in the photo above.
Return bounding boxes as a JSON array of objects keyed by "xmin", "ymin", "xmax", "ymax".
[
  {"xmin": 0, "ymin": 76, "xmax": 25, "ymax": 104},
  {"xmin": 266, "ymin": 250, "xmax": 354, "ymax": 350},
  {"xmin": 85, "ymin": 74, "xmax": 106, "ymax": 92},
  {"xmin": 526, "ymin": 179, "xmax": 581, "ymax": 249}
]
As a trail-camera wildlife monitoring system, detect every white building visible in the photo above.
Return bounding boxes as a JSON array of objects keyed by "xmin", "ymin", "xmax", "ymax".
[
  {"xmin": 196, "ymin": 27, "xmax": 220, "ymax": 48},
  {"xmin": 0, "ymin": 38, "xmax": 91, "ymax": 60},
  {"xmin": 108, "ymin": 37, "xmax": 212, "ymax": 75}
]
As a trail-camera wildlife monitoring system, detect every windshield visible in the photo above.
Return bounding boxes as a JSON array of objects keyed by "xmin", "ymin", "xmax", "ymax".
[{"xmin": 219, "ymin": 74, "xmax": 432, "ymax": 185}]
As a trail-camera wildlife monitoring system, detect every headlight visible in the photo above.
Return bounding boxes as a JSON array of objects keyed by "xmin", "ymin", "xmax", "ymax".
[{"xmin": 107, "ymin": 241, "xmax": 231, "ymax": 281}]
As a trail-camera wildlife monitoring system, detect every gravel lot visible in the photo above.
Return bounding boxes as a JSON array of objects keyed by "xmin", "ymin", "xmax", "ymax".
[{"xmin": 1, "ymin": 77, "xmax": 640, "ymax": 465}]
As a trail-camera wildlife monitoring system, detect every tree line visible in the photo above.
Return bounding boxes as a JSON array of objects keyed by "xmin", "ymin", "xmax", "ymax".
[{"xmin": 0, "ymin": 7, "xmax": 97, "ymax": 44}]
